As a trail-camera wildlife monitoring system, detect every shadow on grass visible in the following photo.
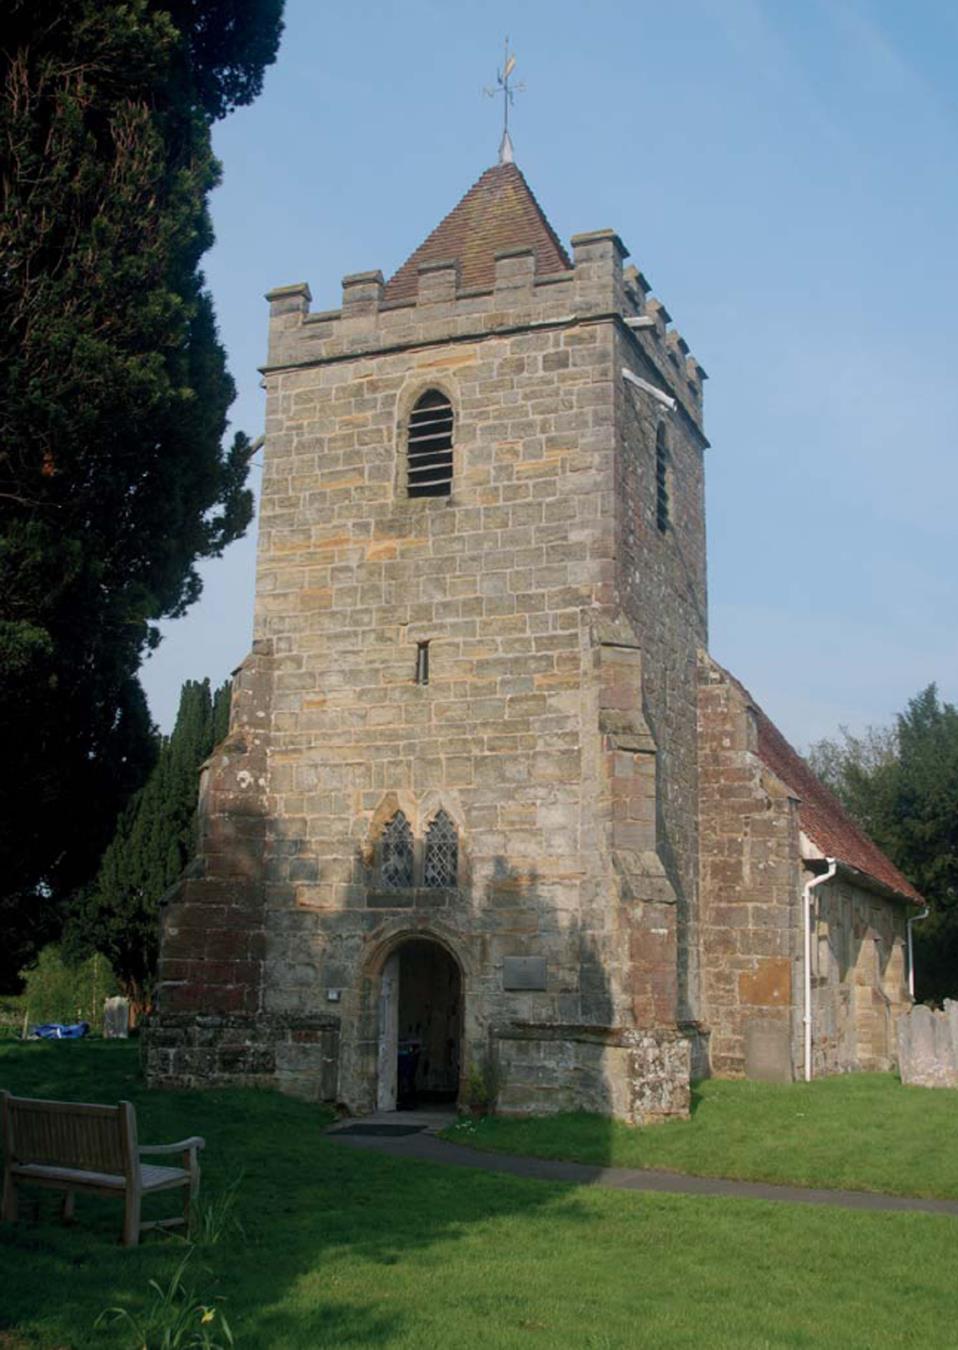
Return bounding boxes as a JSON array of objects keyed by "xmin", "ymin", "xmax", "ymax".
[
  {"xmin": 0, "ymin": 1040, "xmax": 601, "ymax": 1348},
  {"xmin": 443, "ymin": 1076, "xmax": 712, "ymax": 1173}
]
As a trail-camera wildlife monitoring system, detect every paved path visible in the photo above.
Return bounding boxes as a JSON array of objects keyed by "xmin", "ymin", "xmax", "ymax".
[{"xmin": 326, "ymin": 1117, "xmax": 958, "ymax": 1218}]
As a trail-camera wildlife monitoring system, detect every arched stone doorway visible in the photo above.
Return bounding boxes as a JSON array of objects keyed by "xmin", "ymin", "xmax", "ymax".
[{"xmin": 377, "ymin": 937, "xmax": 462, "ymax": 1111}]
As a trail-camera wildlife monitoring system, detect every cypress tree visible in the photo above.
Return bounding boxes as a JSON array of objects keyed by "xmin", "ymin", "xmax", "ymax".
[{"xmin": 69, "ymin": 677, "xmax": 231, "ymax": 1010}]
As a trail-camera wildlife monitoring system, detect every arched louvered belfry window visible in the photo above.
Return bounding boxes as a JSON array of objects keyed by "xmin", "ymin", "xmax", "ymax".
[
  {"xmin": 380, "ymin": 811, "xmax": 414, "ymax": 890},
  {"xmin": 423, "ymin": 810, "xmax": 458, "ymax": 889},
  {"xmin": 655, "ymin": 423, "xmax": 670, "ymax": 532},
  {"xmin": 407, "ymin": 390, "xmax": 454, "ymax": 498}
]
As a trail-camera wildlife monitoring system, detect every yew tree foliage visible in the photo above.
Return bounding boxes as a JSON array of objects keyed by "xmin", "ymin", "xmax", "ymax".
[
  {"xmin": 0, "ymin": 0, "xmax": 283, "ymax": 988},
  {"xmin": 69, "ymin": 678, "xmax": 231, "ymax": 1008},
  {"xmin": 808, "ymin": 685, "xmax": 958, "ymax": 1003}
]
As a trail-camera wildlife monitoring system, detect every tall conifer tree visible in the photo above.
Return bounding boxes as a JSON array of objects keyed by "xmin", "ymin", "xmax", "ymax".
[
  {"xmin": 809, "ymin": 685, "xmax": 958, "ymax": 1002},
  {"xmin": 0, "ymin": 0, "xmax": 283, "ymax": 988},
  {"xmin": 70, "ymin": 678, "xmax": 231, "ymax": 1009}
]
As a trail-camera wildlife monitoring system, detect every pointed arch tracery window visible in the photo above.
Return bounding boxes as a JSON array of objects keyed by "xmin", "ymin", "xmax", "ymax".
[
  {"xmin": 407, "ymin": 390, "xmax": 454, "ymax": 498},
  {"xmin": 380, "ymin": 811, "xmax": 414, "ymax": 890},
  {"xmin": 424, "ymin": 810, "xmax": 458, "ymax": 889},
  {"xmin": 373, "ymin": 807, "xmax": 460, "ymax": 892}
]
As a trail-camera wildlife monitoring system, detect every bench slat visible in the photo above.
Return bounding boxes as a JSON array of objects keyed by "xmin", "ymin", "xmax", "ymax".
[
  {"xmin": 139, "ymin": 1164, "xmax": 189, "ymax": 1190},
  {"xmin": 12, "ymin": 1162, "xmax": 188, "ymax": 1191},
  {"xmin": 13, "ymin": 1163, "xmax": 125, "ymax": 1190},
  {"xmin": 7, "ymin": 1097, "xmax": 127, "ymax": 1174}
]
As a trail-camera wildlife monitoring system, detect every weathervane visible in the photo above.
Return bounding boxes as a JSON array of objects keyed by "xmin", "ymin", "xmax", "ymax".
[{"xmin": 484, "ymin": 37, "xmax": 525, "ymax": 164}]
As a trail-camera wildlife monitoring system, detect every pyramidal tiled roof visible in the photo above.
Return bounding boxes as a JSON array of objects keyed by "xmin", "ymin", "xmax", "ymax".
[{"xmin": 383, "ymin": 162, "xmax": 572, "ymax": 303}]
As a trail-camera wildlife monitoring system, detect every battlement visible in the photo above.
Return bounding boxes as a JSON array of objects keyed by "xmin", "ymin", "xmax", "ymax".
[{"xmin": 264, "ymin": 211, "xmax": 706, "ymax": 433}]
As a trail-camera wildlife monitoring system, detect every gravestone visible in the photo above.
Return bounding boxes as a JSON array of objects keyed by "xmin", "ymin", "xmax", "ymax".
[
  {"xmin": 103, "ymin": 996, "xmax": 130, "ymax": 1039},
  {"xmin": 897, "ymin": 1001, "xmax": 958, "ymax": 1087},
  {"xmin": 744, "ymin": 1018, "xmax": 793, "ymax": 1083}
]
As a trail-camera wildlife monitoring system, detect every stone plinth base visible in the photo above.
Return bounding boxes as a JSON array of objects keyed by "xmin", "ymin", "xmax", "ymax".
[
  {"xmin": 494, "ymin": 1023, "xmax": 691, "ymax": 1124},
  {"xmin": 142, "ymin": 1012, "xmax": 340, "ymax": 1103}
]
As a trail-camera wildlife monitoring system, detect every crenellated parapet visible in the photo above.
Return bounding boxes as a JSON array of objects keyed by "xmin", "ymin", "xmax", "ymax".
[
  {"xmin": 622, "ymin": 266, "xmax": 707, "ymax": 428},
  {"xmin": 264, "ymin": 246, "xmax": 579, "ymax": 374},
  {"xmin": 263, "ymin": 220, "xmax": 706, "ymax": 434}
]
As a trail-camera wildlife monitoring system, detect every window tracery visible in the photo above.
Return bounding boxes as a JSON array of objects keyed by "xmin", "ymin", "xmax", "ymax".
[
  {"xmin": 374, "ymin": 807, "xmax": 460, "ymax": 891},
  {"xmin": 380, "ymin": 811, "xmax": 414, "ymax": 890},
  {"xmin": 424, "ymin": 810, "xmax": 458, "ymax": 889}
]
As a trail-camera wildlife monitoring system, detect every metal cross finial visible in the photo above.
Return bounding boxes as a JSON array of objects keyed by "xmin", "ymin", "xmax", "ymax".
[{"xmin": 484, "ymin": 37, "xmax": 525, "ymax": 164}]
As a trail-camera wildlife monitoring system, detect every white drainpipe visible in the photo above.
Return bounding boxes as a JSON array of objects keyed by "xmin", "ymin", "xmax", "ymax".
[
  {"xmin": 907, "ymin": 907, "xmax": 930, "ymax": 999},
  {"xmin": 803, "ymin": 858, "xmax": 838, "ymax": 1083}
]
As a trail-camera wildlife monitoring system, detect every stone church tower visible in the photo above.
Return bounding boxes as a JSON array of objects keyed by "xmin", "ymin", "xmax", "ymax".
[{"xmin": 146, "ymin": 161, "xmax": 711, "ymax": 1122}]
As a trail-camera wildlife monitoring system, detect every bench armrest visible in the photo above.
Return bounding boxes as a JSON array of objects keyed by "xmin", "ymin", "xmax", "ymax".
[{"xmin": 138, "ymin": 1137, "xmax": 205, "ymax": 1156}]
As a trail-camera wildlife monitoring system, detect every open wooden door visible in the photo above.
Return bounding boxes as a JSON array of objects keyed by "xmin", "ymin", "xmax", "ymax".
[{"xmin": 376, "ymin": 952, "xmax": 399, "ymax": 1111}]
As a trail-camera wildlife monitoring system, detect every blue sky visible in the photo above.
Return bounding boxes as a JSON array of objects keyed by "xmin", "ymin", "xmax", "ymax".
[{"xmin": 140, "ymin": 0, "xmax": 958, "ymax": 747}]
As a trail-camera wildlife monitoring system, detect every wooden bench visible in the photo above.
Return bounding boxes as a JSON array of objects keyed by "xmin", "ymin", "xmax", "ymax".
[{"xmin": 1, "ymin": 1090, "xmax": 204, "ymax": 1247}]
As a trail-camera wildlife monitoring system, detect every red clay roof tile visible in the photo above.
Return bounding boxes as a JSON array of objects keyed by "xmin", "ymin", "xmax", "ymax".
[
  {"xmin": 725, "ymin": 667, "xmax": 922, "ymax": 903},
  {"xmin": 383, "ymin": 162, "xmax": 571, "ymax": 303}
]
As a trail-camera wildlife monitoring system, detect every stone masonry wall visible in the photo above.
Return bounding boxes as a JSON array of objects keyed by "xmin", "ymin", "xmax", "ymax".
[
  {"xmin": 253, "ymin": 238, "xmax": 623, "ymax": 1113},
  {"xmin": 697, "ymin": 655, "xmax": 802, "ymax": 1076},
  {"xmin": 614, "ymin": 288, "xmax": 709, "ymax": 1029},
  {"xmin": 149, "ymin": 203, "xmax": 708, "ymax": 1123},
  {"xmin": 144, "ymin": 642, "xmax": 345, "ymax": 1099},
  {"xmin": 142, "ymin": 1012, "xmax": 339, "ymax": 1102},
  {"xmin": 809, "ymin": 874, "xmax": 909, "ymax": 1074},
  {"xmin": 495, "ymin": 1023, "xmax": 691, "ymax": 1124},
  {"xmin": 154, "ymin": 642, "xmax": 274, "ymax": 1022},
  {"xmin": 697, "ymin": 655, "xmax": 911, "ymax": 1079}
]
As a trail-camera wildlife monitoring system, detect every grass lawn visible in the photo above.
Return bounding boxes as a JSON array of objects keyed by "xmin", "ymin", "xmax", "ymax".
[
  {"xmin": 443, "ymin": 1074, "xmax": 958, "ymax": 1200},
  {"xmin": 1, "ymin": 1043, "xmax": 957, "ymax": 1348}
]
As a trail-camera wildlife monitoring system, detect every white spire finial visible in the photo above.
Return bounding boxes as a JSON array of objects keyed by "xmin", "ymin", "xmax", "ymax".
[{"xmin": 484, "ymin": 37, "xmax": 525, "ymax": 164}]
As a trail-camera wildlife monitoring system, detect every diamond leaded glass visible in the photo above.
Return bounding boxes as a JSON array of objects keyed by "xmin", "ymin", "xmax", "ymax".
[
  {"xmin": 380, "ymin": 811, "xmax": 414, "ymax": 890},
  {"xmin": 424, "ymin": 810, "xmax": 458, "ymax": 889}
]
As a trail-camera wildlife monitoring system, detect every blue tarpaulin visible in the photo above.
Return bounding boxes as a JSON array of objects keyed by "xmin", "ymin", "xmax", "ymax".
[{"xmin": 30, "ymin": 1022, "xmax": 90, "ymax": 1040}]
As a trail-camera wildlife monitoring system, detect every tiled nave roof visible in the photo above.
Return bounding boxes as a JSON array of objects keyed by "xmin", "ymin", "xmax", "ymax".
[{"xmin": 721, "ymin": 666, "xmax": 922, "ymax": 904}]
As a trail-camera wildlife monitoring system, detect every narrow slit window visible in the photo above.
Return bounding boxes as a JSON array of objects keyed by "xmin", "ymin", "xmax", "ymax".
[
  {"xmin": 655, "ymin": 423, "xmax": 670, "ymax": 532},
  {"xmin": 424, "ymin": 810, "xmax": 458, "ymax": 889},
  {"xmin": 415, "ymin": 640, "xmax": 430, "ymax": 685},
  {"xmin": 407, "ymin": 390, "xmax": 453, "ymax": 498},
  {"xmin": 380, "ymin": 811, "xmax": 414, "ymax": 890}
]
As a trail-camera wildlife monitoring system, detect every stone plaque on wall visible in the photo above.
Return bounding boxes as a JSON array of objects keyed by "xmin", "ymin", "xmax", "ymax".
[{"xmin": 503, "ymin": 957, "xmax": 547, "ymax": 991}]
